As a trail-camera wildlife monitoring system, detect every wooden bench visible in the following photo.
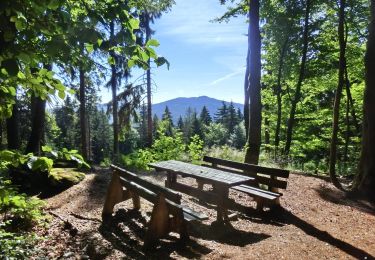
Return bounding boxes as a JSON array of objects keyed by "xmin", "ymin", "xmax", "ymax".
[
  {"xmin": 202, "ymin": 156, "xmax": 290, "ymax": 210},
  {"xmin": 102, "ymin": 165, "xmax": 207, "ymax": 248}
]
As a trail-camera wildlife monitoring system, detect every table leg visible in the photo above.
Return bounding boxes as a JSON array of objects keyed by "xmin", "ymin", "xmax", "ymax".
[
  {"xmin": 214, "ymin": 184, "xmax": 229, "ymax": 224},
  {"xmin": 165, "ymin": 171, "xmax": 177, "ymax": 188}
]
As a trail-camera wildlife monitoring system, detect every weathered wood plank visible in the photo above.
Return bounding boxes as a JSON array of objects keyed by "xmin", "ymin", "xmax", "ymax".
[
  {"xmin": 203, "ymin": 156, "xmax": 290, "ymax": 178},
  {"xmin": 149, "ymin": 161, "xmax": 254, "ymax": 186},
  {"xmin": 111, "ymin": 164, "xmax": 181, "ymax": 203}
]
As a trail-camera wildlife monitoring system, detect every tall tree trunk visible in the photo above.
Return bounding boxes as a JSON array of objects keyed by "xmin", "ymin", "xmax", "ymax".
[
  {"xmin": 244, "ymin": 0, "xmax": 262, "ymax": 165},
  {"xmin": 26, "ymin": 96, "xmax": 46, "ymax": 155},
  {"xmin": 343, "ymin": 97, "xmax": 350, "ymax": 161},
  {"xmin": 26, "ymin": 66, "xmax": 50, "ymax": 154},
  {"xmin": 329, "ymin": 0, "xmax": 346, "ymax": 190},
  {"xmin": 79, "ymin": 65, "xmax": 89, "ymax": 160},
  {"xmin": 264, "ymin": 116, "xmax": 270, "ymax": 153},
  {"xmin": 284, "ymin": 0, "xmax": 311, "ymax": 155},
  {"xmin": 244, "ymin": 30, "xmax": 250, "ymax": 140},
  {"xmin": 110, "ymin": 21, "xmax": 119, "ymax": 162},
  {"xmin": 6, "ymin": 97, "xmax": 20, "ymax": 150},
  {"xmin": 145, "ymin": 12, "xmax": 153, "ymax": 147},
  {"xmin": 274, "ymin": 37, "xmax": 289, "ymax": 156},
  {"xmin": 354, "ymin": 0, "xmax": 375, "ymax": 199}
]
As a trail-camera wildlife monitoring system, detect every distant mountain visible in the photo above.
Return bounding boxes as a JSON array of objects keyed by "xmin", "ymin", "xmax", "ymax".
[{"xmin": 152, "ymin": 96, "xmax": 243, "ymax": 122}]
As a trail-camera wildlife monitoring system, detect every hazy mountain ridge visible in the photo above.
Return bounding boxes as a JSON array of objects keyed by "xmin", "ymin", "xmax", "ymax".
[{"xmin": 152, "ymin": 96, "xmax": 243, "ymax": 122}]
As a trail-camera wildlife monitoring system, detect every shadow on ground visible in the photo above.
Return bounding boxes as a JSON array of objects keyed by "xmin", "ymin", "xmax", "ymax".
[
  {"xmin": 266, "ymin": 207, "xmax": 375, "ymax": 259},
  {"xmin": 97, "ymin": 209, "xmax": 212, "ymax": 259},
  {"xmin": 314, "ymin": 185, "xmax": 375, "ymax": 215}
]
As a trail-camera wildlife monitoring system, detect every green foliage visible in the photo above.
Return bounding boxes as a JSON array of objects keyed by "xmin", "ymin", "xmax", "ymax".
[
  {"xmin": 42, "ymin": 146, "xmax": 90, "ymax": 169},
  {"xmin": 203, "ymin": 123, "xmax": 229, "ymax": 147},
  {"xmin": 188, "ymin": 135, "xmax": 204, "ymax": 162},
  {"xmin": 0, "ymin": 177, "xmax": 46, "ymax": 258},
  {"xmin": 0, "ymin": 150, "xmax": 53, "ymax": 173},
  {"xmin": 122, "ymin": 125, "xmax": 185, "ymax": 170}
]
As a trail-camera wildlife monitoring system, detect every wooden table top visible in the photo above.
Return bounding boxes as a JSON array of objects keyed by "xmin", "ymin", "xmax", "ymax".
[{"xmin": 149, "ymin": 160, "xmax": 254, "ymax": 187}]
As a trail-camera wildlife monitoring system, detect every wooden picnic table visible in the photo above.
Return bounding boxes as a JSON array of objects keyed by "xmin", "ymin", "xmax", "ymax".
[{"xmin": 148, "ymin": 160, "xmax": 255, "ymax": 225}]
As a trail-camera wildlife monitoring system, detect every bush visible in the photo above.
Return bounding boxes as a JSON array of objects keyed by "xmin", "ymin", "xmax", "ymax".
[
  {"xmin": 188, "ymin": 135, "xmax": 204, "ymax": 163},
  {"xmin": 122, "ymin": 127, "xmax": 186, "ymax": 170},
  {"xmin": 0, "ymin": 177, "xmax": 47, "ymax": 258}
]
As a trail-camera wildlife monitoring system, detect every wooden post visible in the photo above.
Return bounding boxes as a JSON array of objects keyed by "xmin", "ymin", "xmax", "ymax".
[
  {"xmin": 144, "ymin": 193, "xmax": 169, "ymax": 249},
  {"xmin": 102, "ymin": 170, "xmax": 124, "ymax": 219},
  {"xmin": 131, "ymin": 191, "xmax": 141, "ymax": 210},
  {"xmin": 270, "ymin": 176, "xmax": 281, "ymax": 206}
]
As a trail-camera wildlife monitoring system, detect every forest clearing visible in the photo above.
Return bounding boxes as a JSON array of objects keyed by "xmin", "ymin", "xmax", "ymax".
[
  {"xmin": 33, "ymin": 169, "xmax": 375, "ymax": 259},
  {"xmin": 1, "ymin": 0, "xmax": 375, "ymax": 259}
]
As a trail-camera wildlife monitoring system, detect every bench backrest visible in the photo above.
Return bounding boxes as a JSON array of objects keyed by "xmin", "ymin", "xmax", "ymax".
[
  {"xmin": 110, "ymin": 164, "xmax": 182, "ymax": 204},
  {"xmin": 202, "ymin": 156, "xmax": 290, "ymax": 190}
]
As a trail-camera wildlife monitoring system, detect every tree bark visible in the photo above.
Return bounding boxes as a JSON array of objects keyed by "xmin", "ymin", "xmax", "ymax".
[
  {"xmin": 244, "ymin": 24, "xmax": 250, "ymax": 139},
  {"xmin": 26, "ymin": 95, "xmax": 46, "ymax": 155},
  {"xmin": 284, "ymin": 0, "xmax": 311, "ymax": 155},
  {"xmin": 244, "ymin": 0, "xmax": 262, "ymax": 165},
  {"xmin": 145, "ymin": 12, "xmax": 153, "ymax": 147},
  {"xmin": 79, "ymin": 65, "xmax": 89, "ymax": 160},
  {"xmin": 26, "ymin": 65, "xmax": 50, "ymax": 154},
  {"xmin": 274, "ymin": 37, "xmax": 289, "ymax": 156},
  {"xmin": 354, "ymin": 0, "xmax": 375, "ymax": 199},
  {"xmin": 110, "ymin": 21, "xmax": 119, "ymax": 162},
  {"xmin": 329, "ymin": 0, "xmax": 346, "ymax": 190},
  {"xmin": 6, "ymin": 97, "xmax": 20, "ymax": 150}
]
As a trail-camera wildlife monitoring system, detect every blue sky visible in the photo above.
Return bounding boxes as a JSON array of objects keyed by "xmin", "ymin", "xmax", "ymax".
[{"xmin": 102, "ymin": 0, "xmax": 248, "ymax": 104}]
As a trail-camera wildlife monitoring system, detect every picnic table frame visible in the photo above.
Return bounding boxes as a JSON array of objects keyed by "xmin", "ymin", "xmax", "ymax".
[{"xmin": 148, "ymin": 160, "xmax": 255, "ymax": 224}]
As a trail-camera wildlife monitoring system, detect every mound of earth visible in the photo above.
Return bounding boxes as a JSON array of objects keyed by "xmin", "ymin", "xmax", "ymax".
[{"xmin": 33, "ymin": 168, "xmax": 375, "ymax": 259}]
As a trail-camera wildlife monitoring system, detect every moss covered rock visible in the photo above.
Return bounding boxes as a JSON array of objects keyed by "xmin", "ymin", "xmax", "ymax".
[{"xmin": 49, "ymin": 168, "xmax": 85, "ymax": 188}]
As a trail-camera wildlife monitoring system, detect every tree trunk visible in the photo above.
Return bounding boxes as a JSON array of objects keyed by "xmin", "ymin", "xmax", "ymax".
[
  {"xmin": 244, "ymin": 24, "xmax": 250, "ymax": 139},
  {"xmin": 110, "ymin": 21, "xmax": 119, "ymax": 162},
  {"xmin": 354, "ymin": 0, "xmax": 375, "ymax": 199},
  {"xmin": 79, "ymin": 65, "xmax": 89, "ymax": 160},
  {"xmin": 26, "ymin": 96, "xmax": 46, "ymax": 155},
  {"xmin": 26, "ymin": 65, "xmax": 50, "ymax": 154},
  {"xmin": 284, "ymin": 0, "xmax": 311, "ymax": 155},
  {"xmin": 145, "ymin": 13, "xmax": 153, "ymax": 147},
  {"xmin": 244, "ymin": 0, "xmax": 262, "ymax": 165},
  {"xmin": 6, "ymin": 97, "xmax": 20, "ymax": 150},
  {"xmin": 343, "ymin": 97, "xmax": 350, "ymax": 161},
  {"xmin": 274, "ymin": 37, "xmax": 289, "ymax": 156},
  {"xmin": 329, "ymin": 0, "xmax": 346, "ymax": 190}
]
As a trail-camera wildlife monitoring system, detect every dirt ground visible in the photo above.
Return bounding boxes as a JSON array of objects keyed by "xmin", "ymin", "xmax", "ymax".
[{"xmin": 32, "ymin": 167, "xmax": 375, "ymax": 259}]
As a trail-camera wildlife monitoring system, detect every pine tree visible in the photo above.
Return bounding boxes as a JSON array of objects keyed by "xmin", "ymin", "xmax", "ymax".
[
  {"xmin": 177, "ymin": 116, "xmax": 184, "ymax": 130},
  {"xmin": 214, "ymin": 102, "xmax": 228, "ymax": 124},
  {"xmin": 199, "ymin": 105, "xmax": 212, "ymax": 126}
]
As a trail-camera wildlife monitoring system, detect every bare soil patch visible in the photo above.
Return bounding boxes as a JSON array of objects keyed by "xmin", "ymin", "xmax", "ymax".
[{"xmin": 32, "ymin": 168, "xmax": 375, "ymax": 259}]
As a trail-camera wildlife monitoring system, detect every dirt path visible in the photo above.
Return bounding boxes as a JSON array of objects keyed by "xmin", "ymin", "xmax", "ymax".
[{"xmin": 33, "ymin": 168, "xmax": 375, "ymax": 259}]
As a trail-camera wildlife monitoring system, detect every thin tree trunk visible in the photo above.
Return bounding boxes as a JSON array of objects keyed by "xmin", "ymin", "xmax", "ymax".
[
  {"xmin": 244, "ymin": 0, "xmax": 262, "ymax": 165},
  {"xmin": 344, "ymin": 66, "xmax": 360, "ymax": 133},
  {"xmin": 6, "ymin": 97, "xmax": 20, "ymax": 150},
  {"xmin": 354, "ymin": 0, "xmax": 375, "ymax": 199},
  {"xmin": 79, "ymin": 65, "xmax": 89, "ymax": 160},
  {"xmin": 244, "ymin": 31, "xmax": 250, "ymax": 139},
  {"xmin": 110, "ymin": 21, "xmax": 119, "ymax": 162},
  {"xmin": 264, "ymin": 116, "xmax": 270, "ymax": 154},
  {"xmin": 145, "ymin": 13, "xmax": 153, "ymax": 147},
  {"xmin": 329, "ymin": 0, "xmax": 346, "ymax": 190},
  {"xmin": 274, "ymin": 37, "xmax": 289, "ymax": 156},
  {"xmin": 284, "ymin": 0, "xmax": 311, "ymax": 155},
  {"xmin": 343, "ymin": 97, "xmax": 350, "ymax": 161}
]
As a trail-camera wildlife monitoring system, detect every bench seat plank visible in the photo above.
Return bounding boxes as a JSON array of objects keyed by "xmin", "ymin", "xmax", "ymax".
[{"xmin": 232, "ymin": 185, "xmax": 281, "ymax": 201}]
